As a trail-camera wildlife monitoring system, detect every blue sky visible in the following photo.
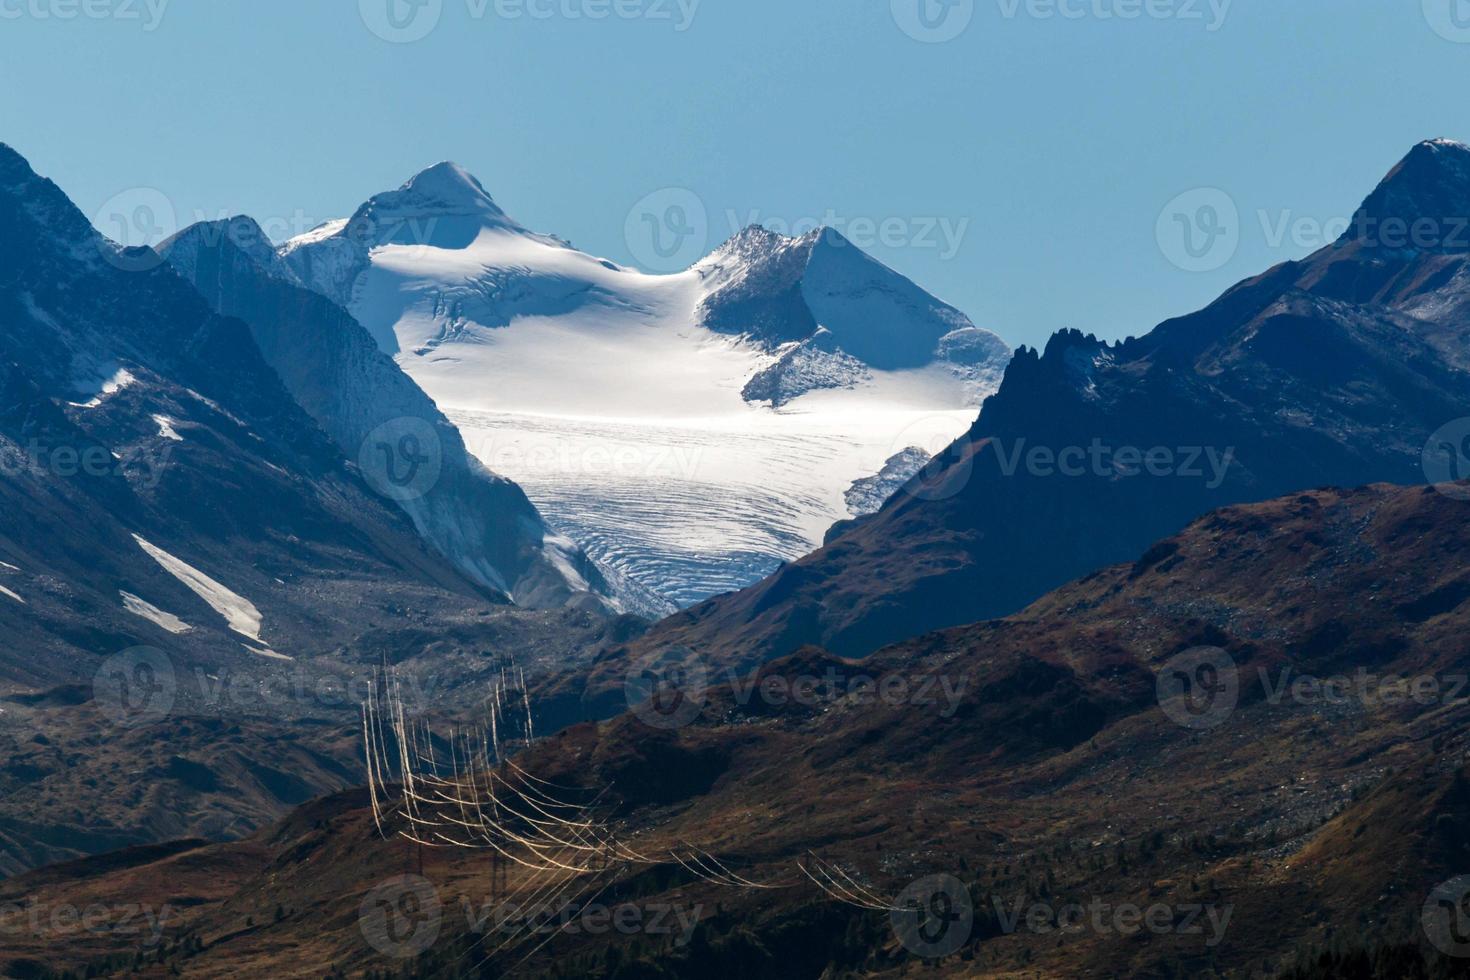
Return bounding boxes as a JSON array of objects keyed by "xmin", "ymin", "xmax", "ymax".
[{"xmin": 1, "ymin": 0, "xmax": 1466, "ymax": 350}]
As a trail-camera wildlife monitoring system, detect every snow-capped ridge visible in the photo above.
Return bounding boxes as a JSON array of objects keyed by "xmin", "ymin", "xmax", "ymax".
[
  {"xmin": 266, "ymin": 165, "xmax": 1010, "ymax": 607},
  {"xmin": 349, "ymin": 161, "xmax": 524, "ymax": 232},
  {"xmin": 399, "ymin": 161, "xmax": 504, "ymax": 214},
  {"xmin": 696, "ymin": 223, "xmax": 844, "ymax": 277}
]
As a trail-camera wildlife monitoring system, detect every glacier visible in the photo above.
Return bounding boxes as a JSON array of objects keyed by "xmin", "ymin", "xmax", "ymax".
[{"xmin": 276, "ymin": 163, "xmax": 1011, "ymax": 609}]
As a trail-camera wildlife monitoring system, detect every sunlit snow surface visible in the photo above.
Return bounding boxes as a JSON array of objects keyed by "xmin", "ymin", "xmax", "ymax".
[
  {"xmin": 288, "ymin": 198, "xmax": 994, "ymax": 608},
  {"xmin": 119, "ymin": 590, "xmax": 193, "ymax": 634},
  {"xmin": 130, "ymin": 535, "xmax": 287, "ymax": 658}
]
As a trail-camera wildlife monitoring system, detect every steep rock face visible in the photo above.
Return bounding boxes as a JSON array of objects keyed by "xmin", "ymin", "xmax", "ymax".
[
  {"xmin": 162, "ymin": 216, "xmax": 618, "ymax": 612},
  {"xmin": 587, "ymin": 140, "xmax": 1470, "ymax": 692},
  {"xmin": 695, "ymin": 226, "xmax": 822, "ymax": 348}
]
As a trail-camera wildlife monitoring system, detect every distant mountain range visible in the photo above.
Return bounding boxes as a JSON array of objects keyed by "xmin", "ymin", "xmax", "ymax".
[
  {"xmin": 0, "ymin": 142, "xmax": 1005, "ymax": 874},
  {"xmin": 560, "ymin": 139, "xmax": 1470, "ymax": 717},
  {"xmin": 269, "ymin": 163, "xmax": 1011, "ymax": 608}
]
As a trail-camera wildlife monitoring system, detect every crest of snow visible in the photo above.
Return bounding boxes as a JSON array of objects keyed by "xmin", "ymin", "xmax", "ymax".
[
  {"xmin": 70, "ymin": 366, "xmax": 136, "ymax": 408},
  {"xmin": 131, "ymin": 534, "xmax": 265, "ymax": 642},
  {"xmin": 0, "ymin": 585, "xmax": 24, "ymax": 604},
  {"xmin": 119, "ymin": 591, "xmax": 193, "ymax": 634},
  {"xmin": 365, "ymin": 162, "xmax": 516, "ymax": 223},
  {"xmin": 152, "ymin": 415, "xmax": 183, "ymax": 441},
  {"xmin": 280, "ymin": 218, "xmax": 349, "ymax": 254}
]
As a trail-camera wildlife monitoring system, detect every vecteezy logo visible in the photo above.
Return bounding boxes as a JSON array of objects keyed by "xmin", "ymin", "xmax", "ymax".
[
  {"xmin": 360, "ymin": 875, "xmax": 442, "ymax": 959},
  {"xmin": 892, "ymin": 874, "xmax": 974, "ymax": 959},
  {"xmin": 1423, "ymin": 876, "xmax": 1470, "ymax": 958},
  {"xmin": 624, "ymin": 188, "xmax": 708, "ymax": 274},
  {"xmin": 93, "ymin": 187, "xmax": 177, "ymax": 273},
  {"xmin": 1156, "ymin": 646, "xmax": 1239, "ymax": 731},
  {"xmin": 359, "ymin": 0, "xmax": 443, "ymax": 43},
  {"xmin": 1424, "ymin": 0, "xmax": 1470, "ymax": 43},
  {"xmin": 1423, "ymin": 418, "xmax": 1470, "ymax": 501},
  {"xmin": 358, "ymin": 417, "xmax": 443, "ymax": 502},
  {"xmin": 93, "ymin": 646, "xmax": 176, "ymax": 727},
  {"xmin": 891, "ymin": 0, "xmax": 974, "ymax": 43},
  {"xmin": 624, "ymin": 646, "xmax": 707, "ymax": 730},
  {"xmin": 1156, "ymin": 188, "xmax": 1239, "ymax": 273}
]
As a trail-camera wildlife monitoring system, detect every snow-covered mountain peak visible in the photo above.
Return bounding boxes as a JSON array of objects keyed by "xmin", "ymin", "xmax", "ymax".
[
  {"xmin": 695, "ymin": 224, "xmax": 811, "ymax": 297},
  {"xmin": 392, "ymin": 161, "xmax": 505, "ymax": 215},
  {"xmin": 275, "ymin": 162, "xmax": 572, "ymax": 310},
  {"xmin": 697, "ymin": 224, "xmax": 845, "ymax": 277},
  {"xmin": 703, "ymin": 223, "xmax": 798, "ymax": 260},
  {"xmin": 695, "ymin": 218, "xmax": 1003, "ymax": 372},
  {"xmin": 348, "ymin": 161, "xmax": 524, "ymax": 236},
  {"xmin": 269, "ymin": 170, "xmax": 1010, "ymax": 608}
]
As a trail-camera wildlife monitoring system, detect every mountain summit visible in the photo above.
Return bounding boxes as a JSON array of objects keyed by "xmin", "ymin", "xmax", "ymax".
[
  {"xmin": 1345, "ymin": 138, "xmax": 1470, "ymax": 253},
  {"xmin": 698, "ymin": 223, "xmax": 1002, "ymax": 373},
  {"xmin": 355, "ymin": 161, "xmax": 520, "ymax": 225}
]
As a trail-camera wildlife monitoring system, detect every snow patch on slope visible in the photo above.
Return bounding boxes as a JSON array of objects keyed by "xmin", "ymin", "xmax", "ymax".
[
  {"xmin": 131, "ymin": 534, "xmax": 264, "ymax": 642},
  {"xmin": 0, "ymin": 585, "xmax": 24, "ymax": 604},
  {"xmin": 152, "ymin": 415, "xmax": 183, "ymax": 441},
  {"xmin": 120, "ymin": 591, "xmax": 193, "ymax": 634},
  {"xmin": 244, "ymin": 644, "xmax": 293, "ymax": 661},
  {"xmin": 70, "ymin": 366, "xmax": 136, "ymax": 408}
]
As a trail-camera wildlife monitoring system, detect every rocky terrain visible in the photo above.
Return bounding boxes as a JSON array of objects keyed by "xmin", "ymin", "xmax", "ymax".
[{"xmin": 7, "ymin": 480, "xmax": 1469, "ymax": 978}]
